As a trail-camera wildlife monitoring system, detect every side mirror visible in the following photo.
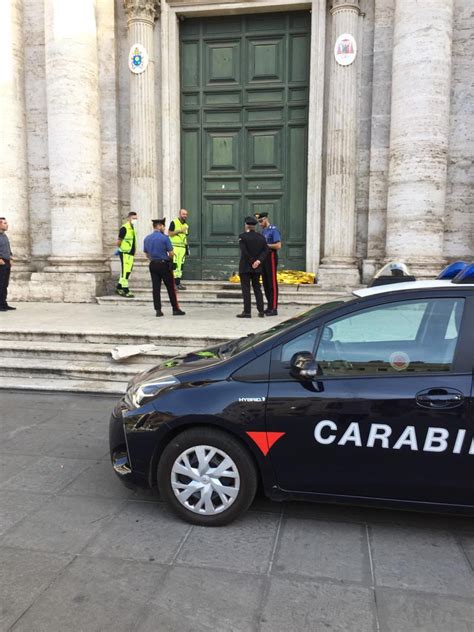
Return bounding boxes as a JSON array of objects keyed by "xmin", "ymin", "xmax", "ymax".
[{"xmin": 290, "ymin": 352, "xmax": 319, "ymax": 380}]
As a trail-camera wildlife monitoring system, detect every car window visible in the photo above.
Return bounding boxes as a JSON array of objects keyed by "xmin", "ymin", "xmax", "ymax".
[
  {"xmin": 271, "ymin": 328, "xmax": 319, "ymax": 379},
  {"xmin": 315, "ymin": 298, "xmax": 464, "ymax": 377}
]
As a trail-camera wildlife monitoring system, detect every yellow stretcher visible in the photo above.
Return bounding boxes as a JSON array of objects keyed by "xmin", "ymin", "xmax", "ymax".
[{"xmin": 229, "ymin": 270, "xmax": 316, "ymax": 285}]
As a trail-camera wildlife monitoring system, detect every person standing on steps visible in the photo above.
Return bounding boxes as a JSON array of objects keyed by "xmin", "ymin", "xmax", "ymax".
[
  {"xmin": 168, "ymin": 208, "xmax": 189, "ymax": 291},
  {"xmin": 237, "ymin": 216, "xmax": 269, "ymax": 319},
  {"xmin": 0, "ymin": 217, "xmax": 15, "ymax": 312},
  {"xmin": 116, "ymin": 211, "xmax": 138, "ymax": 297},
  {"xmin": 143, "ymin": 219, "xmax": 185, "ymax": 317},
  {"xmin": 255, "ymin": 212, "xmax": 281, "ymax": 316}
]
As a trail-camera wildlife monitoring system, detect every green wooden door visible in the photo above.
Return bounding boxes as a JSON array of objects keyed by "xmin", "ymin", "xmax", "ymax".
[{"xmin": 180, "ymin": 12, "xmax": 310, "ymax": 279}]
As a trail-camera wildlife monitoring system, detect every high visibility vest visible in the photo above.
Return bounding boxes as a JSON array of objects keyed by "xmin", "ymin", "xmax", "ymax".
[
  {"xmin": 170, "ymin": 218, "xmax": 189, "ymax": 248},
  {"xmin": 119, "ymin": 222, "xmax": 136, "ymax": 254}
]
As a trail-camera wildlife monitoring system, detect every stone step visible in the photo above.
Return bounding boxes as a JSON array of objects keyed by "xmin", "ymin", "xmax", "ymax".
[
  {"xmin": 0, "ymin": 330, "xmax": 229, "ymax": 347},
  {"xmin": 0, "ymin": 375, "xmax": 127, "ymax": 395},
  {"xmin": 129, "ymin": 280, "xmax": 327, "ymax": 292},
  {"xmin": 0, "ymin": 357, "xmax": 156, "ymax": 384},
  {"xmin": 0, "ymin": 340, "xmax": 195, "ymax": 364},
  {"xmin": 96, "ymin": 291, "xmax": 345, "ymax": 307}
]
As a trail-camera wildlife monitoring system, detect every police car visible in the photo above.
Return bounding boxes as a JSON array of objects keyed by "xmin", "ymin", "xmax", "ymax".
[{"xmin": 110, "ymin": 263, "xmax": 474, "ymax": 525}]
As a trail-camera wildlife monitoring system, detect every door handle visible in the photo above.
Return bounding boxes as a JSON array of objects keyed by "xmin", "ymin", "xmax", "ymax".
[{"xmin": 416, "ymin": 388, "xmax": 464, "ymax": 409}]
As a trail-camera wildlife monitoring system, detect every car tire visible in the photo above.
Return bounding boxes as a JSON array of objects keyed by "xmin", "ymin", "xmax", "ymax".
[{"xmin": 157, "ymin": 427, "xmax": 257, "ymax": 526}]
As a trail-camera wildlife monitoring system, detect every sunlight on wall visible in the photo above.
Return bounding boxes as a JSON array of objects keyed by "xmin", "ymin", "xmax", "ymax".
[
  {"xmin": 0, "ymin": 0, "xmax": 13, "ymax": 86},
  {"xmin": 51, "ymin": 0, "xmax": 96, "ymax": 40}
]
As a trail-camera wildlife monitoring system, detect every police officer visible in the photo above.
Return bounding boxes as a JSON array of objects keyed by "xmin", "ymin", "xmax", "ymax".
[
  {"xmin": 168, "ymin": 208, "xmax": 189, "ymax": 291},
  {"xmin": 237, "ymin": 216, "xmax": 269, "ymax": 318},
  {"xmin": 255, "ymin": 212, "xmax": 281, "ymax": 315},
  {"xmin": 0, "ymin": 217, "xmax": 15, "ymax": 311},
  {"xmin": 116, "ymin": 211, "xmax": 137, "ymax": 297},
  {"xmin": 144, "ymin": 219, "xmax": 185, "ymax": 317}
]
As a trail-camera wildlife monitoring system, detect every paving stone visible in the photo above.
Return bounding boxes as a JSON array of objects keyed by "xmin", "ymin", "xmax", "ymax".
[
  {"xmin": 60, "ymin": 458, "xmax": 135, "ymax": 499},
  {"xmin": 260, "ymin": 576, "xmax": 376, "ymax": 632},
  {"xmin": 0, "ymin": 456, "xmax": 91, "ymax": 493},
  {"xmin": 0, "ymin": 490, "xmax": 51, "ymax": 536},
  {"xmin": 10, "ymin": 555, "xmax": 168, "ymax": 632},
  {"xmin": 0, "ymin": 426, "xmax": 72, "ymax": 456},
  {"xmin": 83, "ymin": 501, "xmax": 190, "ymax": 563},
  {"xmin": 137, "ymin": 565, "xmax": 264, "ymax": 632},
  {"xmin": 370, "ymin": 525, "xmax": 474, "ymax": 597},
  {"xmin": 376, "ymin": 587, "xmax": 474, "ymax": 632},
  {"xmin": 0, "ymin": 547, "xmax": 72, "ymax": 630},
  {"xmin": 2, "ymin": 494, "xmax": 122, "ymax": 554},
  {"xmin": 0, "ymin": 454, "xmax": 35, "ymax": 485},
  {"xmin": 1, "ymin": 404, "xmax": 60, "ymax": 428},
  {"xmin": 273, "ymin": 517, "xmax": 371, "ymax": 583},
  {"xmin": 176, "ymin": 511, "xmax": 280, "ymax": 574},
  {"xmin": 459, "ymin": 535, "xmax": 474, "ymax": 571},
  {"xmin": 46, "ymin": 427, "xmax": 108, "ymax": 460}
]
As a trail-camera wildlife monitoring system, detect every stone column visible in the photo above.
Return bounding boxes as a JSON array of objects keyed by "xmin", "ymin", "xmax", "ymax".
[
  {"xmin": 385, "ymin": 0, "xmax": 453, "ymax": 277},
  {"xmin": 362, "ymin": 0, "xmax": 394, "ymax": 283},
  {"xmin": 43, "ymin": 0, "xmax": 105, "ymax": 276},
  {"xmin": 318, "ymin": 0, "xmax": 361, "ymax": 289},
  {"xmin": 0, "ymin": 0, "xmax": 31, "ymax": 273},
  {"xmin": 123, "ymin": 0, "xmax": 159, "ymax": 256}
]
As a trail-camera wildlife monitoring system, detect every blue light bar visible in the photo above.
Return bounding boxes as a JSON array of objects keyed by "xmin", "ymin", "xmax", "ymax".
[
  {"xmin": 452, "ymin": 262, "xmax": 474, "ymax": 284},
  {"xmin": 437, "ymin": 261, "xmax": 467, "ymax": 280}
]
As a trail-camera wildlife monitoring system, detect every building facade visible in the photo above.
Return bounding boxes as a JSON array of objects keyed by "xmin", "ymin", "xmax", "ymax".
[{"xmin": 1, "ymin": 0, "xmax": 472, "ymax": 301}]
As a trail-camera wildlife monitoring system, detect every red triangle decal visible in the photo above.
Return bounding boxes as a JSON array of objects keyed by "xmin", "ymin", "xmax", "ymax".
[
  {"xmin": 246, "ymin": 431, "xmax": 285, "ymax": 456},
  {"xmin": 266, "ymin": 432, "xmax": 285, "ymax": 451}
]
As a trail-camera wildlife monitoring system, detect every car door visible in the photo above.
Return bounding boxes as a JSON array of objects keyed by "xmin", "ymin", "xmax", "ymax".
[{"xmin": 266, "ymin": 293, "xmax": 474, "ymax": 506}]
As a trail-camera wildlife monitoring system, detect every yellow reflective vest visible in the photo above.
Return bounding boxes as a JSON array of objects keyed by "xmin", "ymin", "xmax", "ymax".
[
  {"xmin": 119, "ymin": 221, "xmax": 136, "ymax": 254},
  {"xmin": 169, "ymin": 218, "xmax": 189, "ymax": 248}
]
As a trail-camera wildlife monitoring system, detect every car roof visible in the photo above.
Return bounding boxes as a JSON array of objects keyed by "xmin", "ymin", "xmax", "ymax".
[{"xmin": 353, "ymin": 280, "xmax": 474, "ymax": 298}]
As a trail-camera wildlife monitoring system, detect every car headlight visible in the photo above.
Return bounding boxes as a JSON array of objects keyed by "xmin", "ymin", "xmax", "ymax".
[{"xmin": 127, "ymin": 375, "xmax": 180, "ymax": 408}]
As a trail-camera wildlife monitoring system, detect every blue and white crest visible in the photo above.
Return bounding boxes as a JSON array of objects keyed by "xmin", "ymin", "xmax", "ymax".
[{"xmin": 129, "ymin": 43, "xmax": 149, "ymax": 74}]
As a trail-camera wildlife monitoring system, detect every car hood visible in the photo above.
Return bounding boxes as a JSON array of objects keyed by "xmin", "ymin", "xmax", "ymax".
[{"xmin": 128, "ymin": 345, "xmax": 226, "ymax": 386}]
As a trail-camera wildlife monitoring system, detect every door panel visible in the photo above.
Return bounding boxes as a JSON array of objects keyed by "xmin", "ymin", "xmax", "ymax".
[
  {"xmin": 267, "ymin": 296, "xmax": 474, "ymax": 506},
  {"xmin": 180, "ymin": 12, "xmax": 311, "ymax": 279}
]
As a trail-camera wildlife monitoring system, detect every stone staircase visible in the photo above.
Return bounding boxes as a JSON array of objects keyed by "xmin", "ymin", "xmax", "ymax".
[
  {"xmin": 0, "ymin": 331, "xmax": 229, "ymax": 396},
  {"xmin": 0, "ymin": 282, "xmax": 350, "ymax": 394},
  {"xmin": 96, "ymin": 281, "xmax": 348, "ymax": 307}
]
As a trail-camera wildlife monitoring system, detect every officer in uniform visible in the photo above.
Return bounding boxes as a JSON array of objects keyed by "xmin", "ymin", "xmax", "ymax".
[
  {"xmin": 237, "ymin": 216, "xmax": 269, "ymax": 318},
  {"xmin": 168, "ymin": 208, "xmax": 189, "ymax": 291},
  {"xmin": 116, "ymin": 211, "xmax": 137, "ymax": 297},
  {"xmin": 255, "ymin": 212, "xmax": 281, "ymax": 316},
  {"xmin": 144, "ymin": 219, "xmax": 186, "ymax": 317}
]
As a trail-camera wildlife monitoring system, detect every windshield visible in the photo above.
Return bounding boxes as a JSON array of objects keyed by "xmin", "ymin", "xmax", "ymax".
[{"xmin": 222, "ymin": 297, "xmax": 354, "ymax": 357}]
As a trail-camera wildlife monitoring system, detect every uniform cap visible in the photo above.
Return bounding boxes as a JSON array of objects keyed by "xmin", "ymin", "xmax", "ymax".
[
  {"xmin": 152, "ymin": 218, "xmax": 166, "ymax": 227},
  {"xmin": 244, "ymin": 216, "xmax": 258, "ymax": 226},
  {"xmin": 255, "ymin": 212, "xmax": 268, "ymax": 219}
]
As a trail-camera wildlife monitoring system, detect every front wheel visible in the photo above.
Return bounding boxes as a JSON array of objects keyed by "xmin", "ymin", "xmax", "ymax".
[{"xmin": 157, "ymin": 428, "xmax": 257, "ymax": 526}]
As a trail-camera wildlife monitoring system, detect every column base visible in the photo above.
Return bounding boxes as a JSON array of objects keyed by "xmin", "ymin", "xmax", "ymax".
[
  {"xmin": 9, "ymin": 270, "xmax": 109, "ymax": 303},
  {"xmin": 43, "ymin": 256, "xmax": 109, "ymax": 274},
  {"xmin": 362, "ymin": 259, "xmax": 383, "ymax": 285},
  {"xmin": 317, "ymin": 261, "xmax": 361, "ymax": 290},
  {"xmin": 384, "ymin": 257, "xmax": 446, "ymax": 280}
]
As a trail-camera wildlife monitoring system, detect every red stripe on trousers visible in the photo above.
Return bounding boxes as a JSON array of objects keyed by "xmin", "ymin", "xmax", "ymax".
[
  {"xmin": 270, "ymin": 251, "xmax": 277, "ymax": 309},
  {"xmin": 170, "ymin": 273, "xmax": 181, "ymax": 310}
]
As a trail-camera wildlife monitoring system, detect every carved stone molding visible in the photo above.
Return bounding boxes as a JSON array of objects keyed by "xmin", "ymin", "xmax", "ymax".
[
  {"xmin": 123, "ymin": 0, "xmax": 159, "ymax": 23},
  {"xmin": 330, "ymin": 0, "xmax": 360, "ymax": 16}
]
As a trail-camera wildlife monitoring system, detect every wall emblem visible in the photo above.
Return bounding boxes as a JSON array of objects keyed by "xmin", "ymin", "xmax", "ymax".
[
  {"xmin": 129, "ymin": 43, "xmax": 149, "ymax": 74},
  {"xmin": 334, "ymin": 33, "xmax": 357, "ymax": 66}
]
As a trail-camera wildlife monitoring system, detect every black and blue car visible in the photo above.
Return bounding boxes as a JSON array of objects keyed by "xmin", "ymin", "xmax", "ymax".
[{"xmin": 110, "ymin": 267, "xmax": 474, "ymax": 525}]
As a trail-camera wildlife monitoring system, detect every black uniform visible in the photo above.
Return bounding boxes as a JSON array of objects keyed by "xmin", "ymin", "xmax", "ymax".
[{"xmin": 238, "ymin": 229, "xmax": 269, "ymax": 315}]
